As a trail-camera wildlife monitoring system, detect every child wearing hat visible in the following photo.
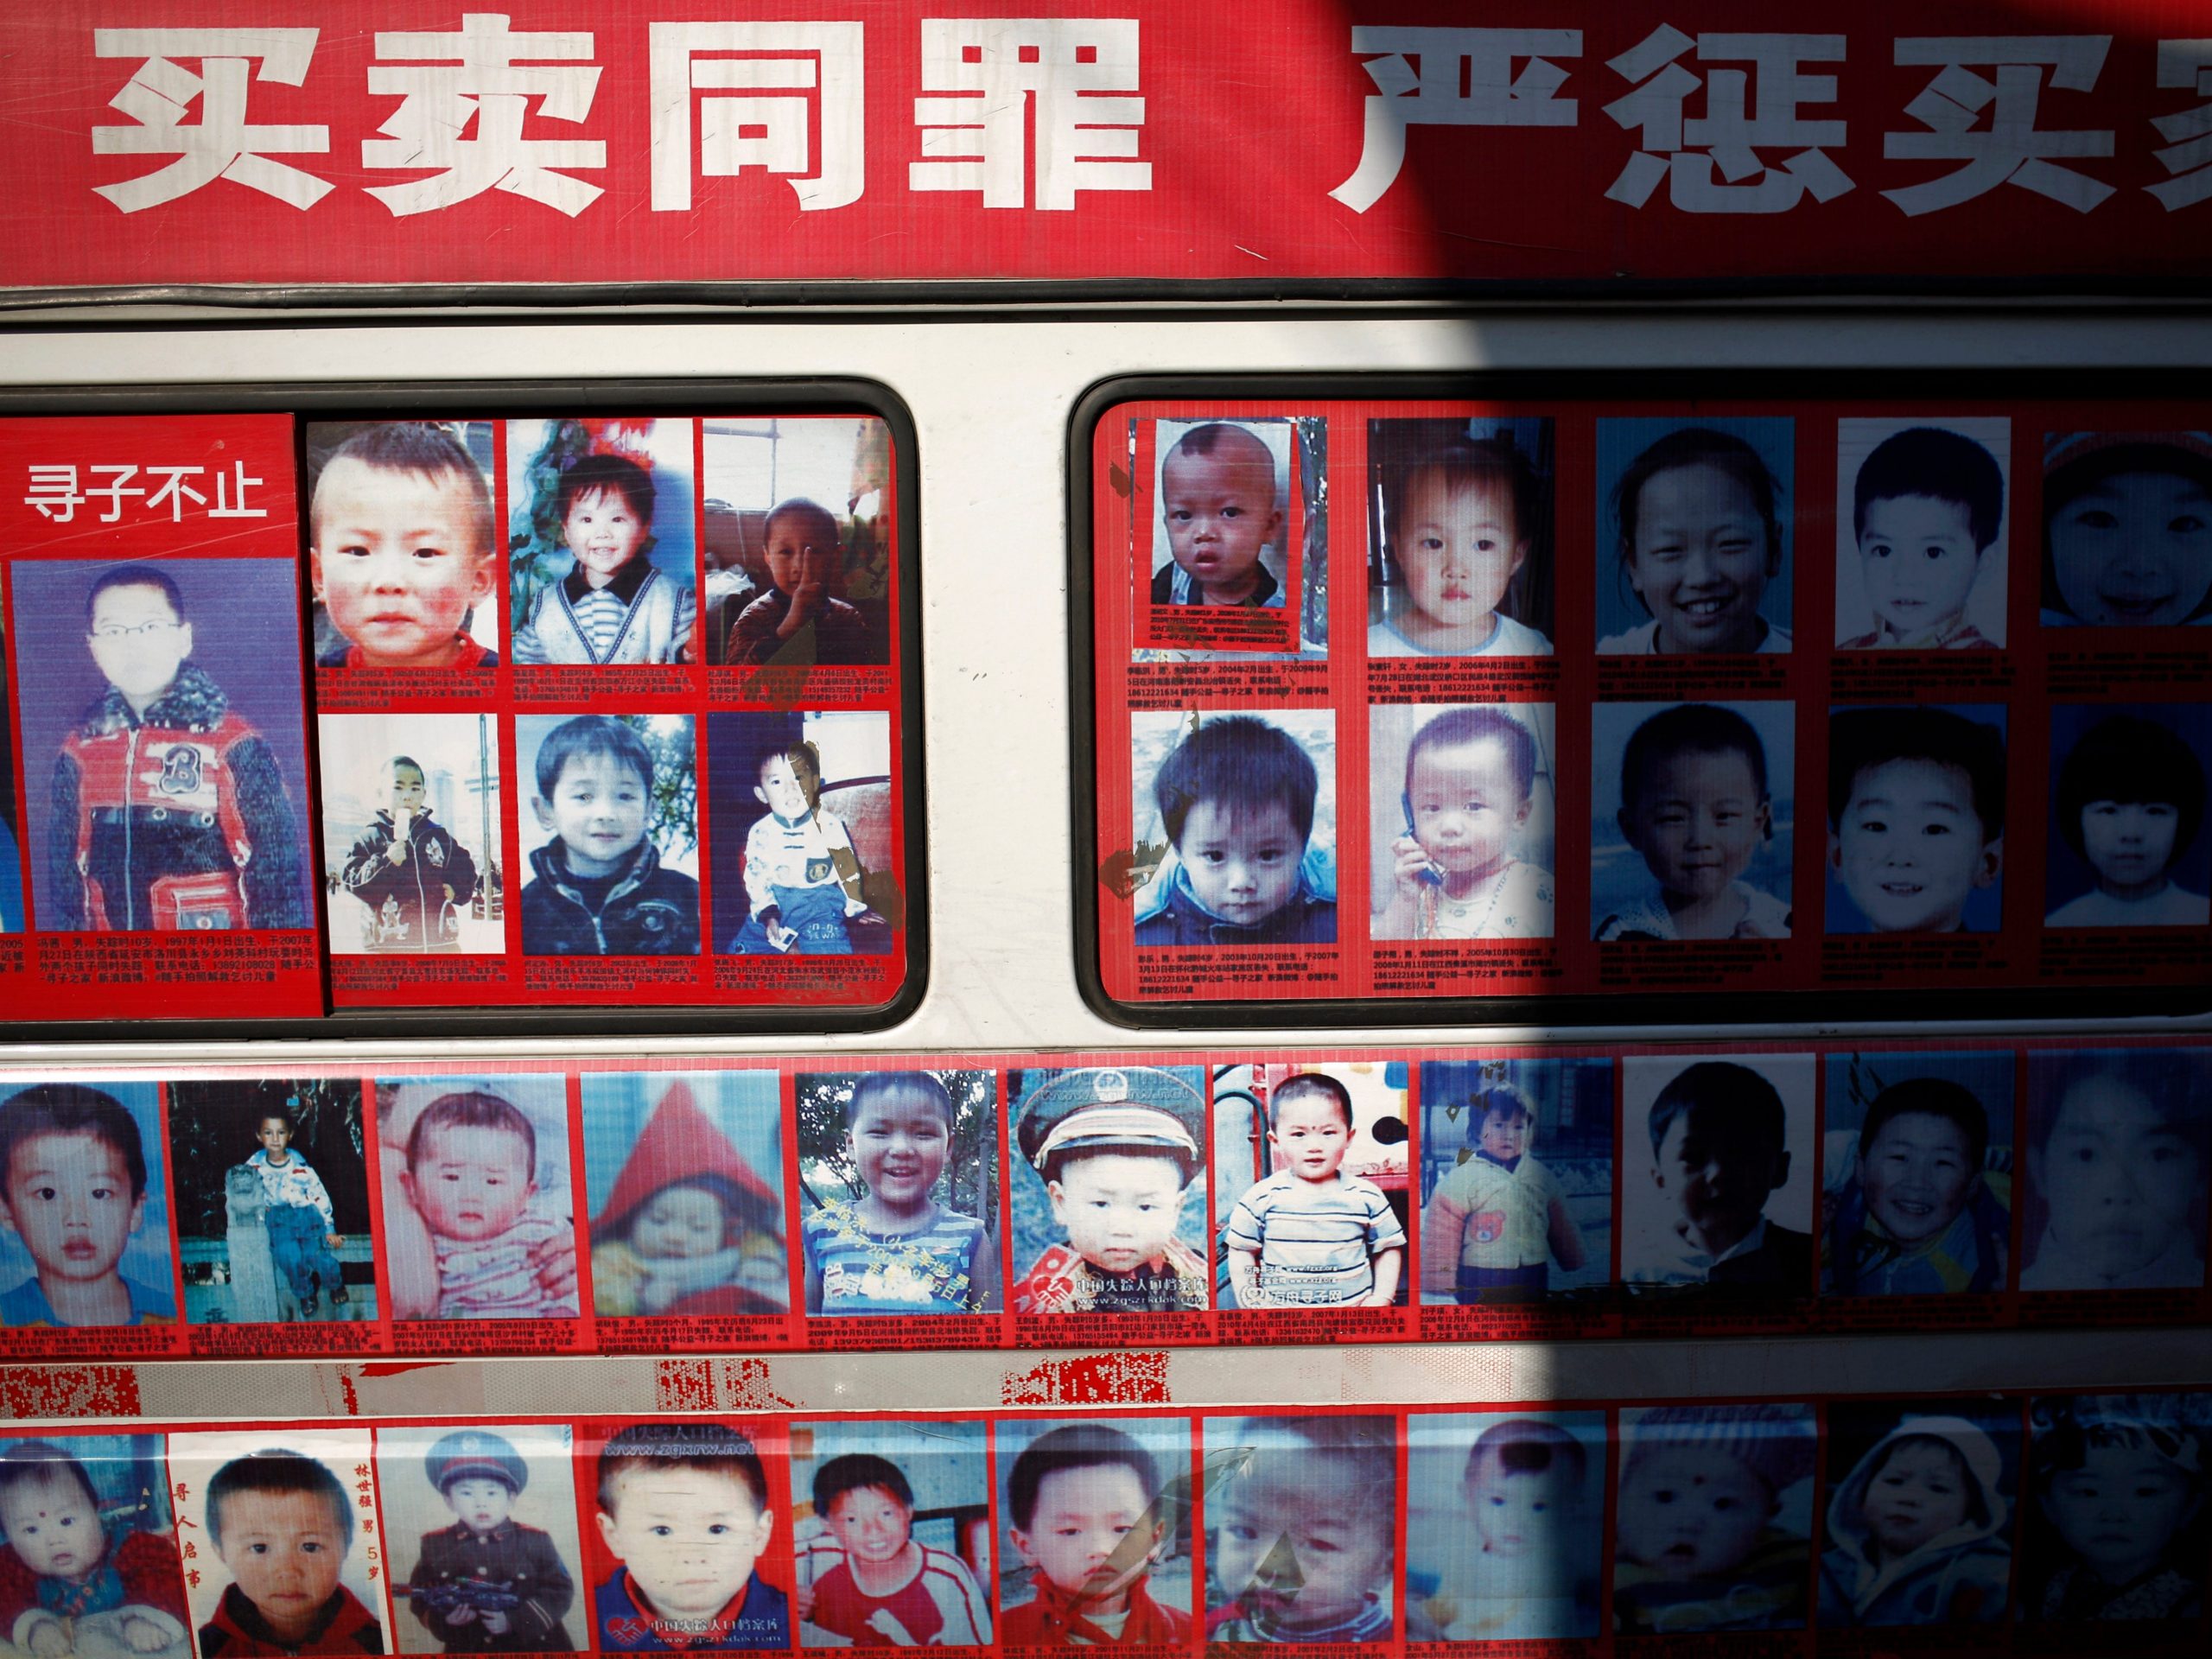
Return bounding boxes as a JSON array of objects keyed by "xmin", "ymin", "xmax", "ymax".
[
  {"xmin": 1012, "ymin": 1068, "xmax": 1209, "ymax": 1316},
  {"xmin": 407, "ymin": 1431, "xmax": 575, "ymax": 1653}
]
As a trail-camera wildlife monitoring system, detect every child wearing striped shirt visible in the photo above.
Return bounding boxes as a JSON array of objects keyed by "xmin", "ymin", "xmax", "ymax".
[
  {"xmin": 512, "ymin": 454, "xmax": 695, "ymax": 666},
  {"xmin": 1224, "ymin": 1073, "xmax": 1404, "ymax": 1310}
]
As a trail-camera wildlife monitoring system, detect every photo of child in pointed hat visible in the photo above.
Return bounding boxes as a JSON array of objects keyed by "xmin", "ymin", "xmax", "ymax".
[{"xmin": 582, "ymin": 1073, "xmax": 789, "ymax": 1319}]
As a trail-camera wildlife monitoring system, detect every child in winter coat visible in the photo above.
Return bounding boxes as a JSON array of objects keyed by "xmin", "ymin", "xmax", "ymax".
[{"xmin": 1820, "ymin": 1416, "xmax": 2013, "ymax": 1626}]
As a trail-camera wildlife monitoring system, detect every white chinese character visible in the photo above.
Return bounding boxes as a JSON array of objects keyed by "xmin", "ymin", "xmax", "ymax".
[
  {"xmin": 2150, "ymin": 40, "xmax": 2212, "ymax": 211},
  {"xmin": 208, "ymin": 461, "xmax": 270, "ymax": 519},
  {"xmin": 1330, "ymin": 28, "xmax": 1580, "ymax": 213},
  {"xmin": 648, "ymin": 22, "xmax": 864, "ymax": 212},
  {"xmin": 911, "ymin": 18, "xmax": 1149, "ymax": 209},
  {"xmin": 1883, "ymin": 36, "xmax": 2113, "ymax": 216},
  {"xmin": 92, "ymin": 29, "xmax": 332, "ymax": 213},
  {"xmin": 146, "ymin": 467, "xmax": 207, "ymax": 523},
  {"xmin": 25, "ymin": 467, "xmax": 85, "ymax": 524},
  {"xmin": 1605, "ymin": 27, "xmax": 1852, "ymax": 213},
  {"xmin": 364, "ymin": 13, "xmax": 606, "ymax": 217},
  {"xmin": 86, "ymin": 466, "xmax": 145, "ymax": 524}
]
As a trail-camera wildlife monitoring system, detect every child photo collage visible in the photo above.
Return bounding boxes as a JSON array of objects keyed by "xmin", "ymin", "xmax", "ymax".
[
  {"xmin": 3, "ymin": 1040, "xmax": 2206, "ymax": 1360},
  {"xmin": 1084, "ymin": 391, "xmax": 2212, "ymax": 1019},
  {"xmin": 3, "ymin": 1389, "xmax": 2209, "ymax": 1656},
  {"xmin": 0, "ymin": 407, "xmax": 915, "ymax": 1022}
]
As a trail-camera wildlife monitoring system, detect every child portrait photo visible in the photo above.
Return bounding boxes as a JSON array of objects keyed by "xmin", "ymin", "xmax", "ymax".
[
  {"xmin": 10, "ymin": 558, "xmax": 311, "ymax": 936},
  {"xmin": 507, "ymin": 419, "xmax": 697, "ymax": 668},
  {"xmin": 586, "ymin": 1419, "xmax": 791, "ymax": 1652},
  {"xmin": 1592, "ymin": 701, "xmax": 1795, "ymax": 941},
  {"xmin": 2021, "ymin": 1048, "xmax": 2209, "ymax": 1294},
  {"xmin": 1128, "ymin": 709, "xmax": 1337, "ymax": 948},
  {"xmin": 1366, "ymin": 416, "xmax": 1553, "ymax": 658},
  {"xmin": 1596, "ymin": 417, "xmax": 1795, "ymax": 656},
  {"xmin": 1418, "ymin": 1058, "xmax": 1609, "ymax": 1307},
  {"xmin": 380, "ymin": 1423, "xmax": 584, "ymax": 1655},
  {"xmin": 707, "ymin": 712, "xmax": 896, "ymax": 957},
  {"xmin": 0, "ymin": 1433, "xmax": 190, "ymax": 1659},
  {"xmin": 582, "ymin": 1071, "xmax": 788, "ymax": 1319},
  {"xmin": 2040, "ymin": 431, "xmax": 2212, "ymax": 628},
  {"xmin": 374, "ymin": 1076, "xmax": 578, "ymax": 1324},
  {"xmin": 1614, "ymin": 1403, "xmax": 1817, "ymax": 1634},
  {"xmin": 789, "ymin": 1421, "xmax": 990, "ymax": 1648},
  {"xmin": 516, "ymin": 715, "xmax": 699, "ymax": 958},
  {"xmin": 2044, "ymin": 703, "xmax": 2212, "ymax": 927},
  {"xmin": 168, "ymin": 1428, "xmax": 389, "ymax": 1659},
  {"xmin": 1821, "ymin": 1050, "xmax": 2014, "ymax": 1298},
  {"xmin": 1371, "ymin": 703, "xmax": 1556, "ymax": 943},
  {"xmin": 1619, "ymin": 1053, "xmax": 1816, "ymax": 1293},
  {"xmin": 306, "ymin": 421, "xmax": 499, "ymax": 672},
  {"xmin": 995, "ymin": 1416, "xmax": 1193, "ymax": 1646},
  {"xmin": 0, "ymin": 1082, "xmax": 175, "ymax": 1331},
  {"xmin": 2021, "ymin": 1392, "xmax": 2210, "ymax": 1624},
  {"xmin": 1203, "ymin": 1414, "xmax": 1397, "ymax": 1644},
  {"xmin": 165, "ymin": 1078, "xmax": 372, "ymax": 1326},
  {"xmin": 701, "ymin": 416, "xmax": 893, "ymax": 669},
  {"xmin": 1819, "ymin": 1398, "xmax": 2018, "ymax": 1629},
  {"xmin": 1835, "ymin": 418, "xmax": 2011, "ymax": 650},
  {"xmin": 320, "ymin": 715, "xmax": 501, "ymax": 957},
  {"xmin": 1827, "ymin": 703, "xmax": 2007, "ymax": 935},
  {"xmin": 1010, "ymin": 1065, "xmax": 1208, "ymax": 1319},
  {"xmin": 794, "ymin": 1070, "xmax": 998, "ymax": 1319},
  {"xmin": 1403, "ymin": 1411, "xmax": 1604, "ymax": 1642},
  {"xmin": 1213, "ymin": 1062, "xmax": 1408, "ymax": 1312}
]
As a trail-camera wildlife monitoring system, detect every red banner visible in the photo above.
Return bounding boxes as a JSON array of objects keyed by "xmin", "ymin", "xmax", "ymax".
[{"xmin": 2, "ymin": 2, "xmax": 2209, "ymax": 295}]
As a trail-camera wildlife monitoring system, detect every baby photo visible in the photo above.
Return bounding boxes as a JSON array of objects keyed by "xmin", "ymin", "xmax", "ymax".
[
  {"xmin": 10, "ymin": 558, "xmax": 312, "ymax": 935},
  {"xmin": 1592, "ymin": 700, "xmax": 1795, "ymax": 942},
  {"xmin": 516, "ymin": 715, "xmax": 699, "ymax": 958},
  {"xmin": 380, "ymin": 1424, "xmax": 585, "ymax": 1654},
  {"xmin": 375, "ymin": 1076, "xmax": 578, "ymax": 1324},
  {"xmin": 1204, "ymin": 1415, "xmax": 1397, "ymax": 1644},
  {"xmin": 587, "ymin": 1419, "xmax": 791, "ymax": 1651},
  {"xmin": 0, "ymin": 1433, "xmax": 190, "ymax": 1659},
  {"xmin": 1596, "ymin": 417, "xmax": 1794, "ymax": 656},
  {"xmin": 1820, "ymin": 1399, "xmax": 2018, "ymax": 1629},
  {"xmin": 1614, "ymin": 1403, "xmax": 1817, "ymax": 1634},
  {"xmin": 168, "ymin": 1428, "xmax": 389, "ymax": 1659},
  {"xmin": 1011, "ymin": 1065, "xmax": 1208, "ymax": 1318},
  {"xmin": 306, "ymin": 420, "xmax": 499, "ymax": 671},
  {"xmin": 790, "ymin": 1421, "xmax": 991, "ymax": 1648},
  {"xmin": 1370, "ymin": 703, "xmax": 1555, "ymax": 943},
  {"xmin": 319, "ymin": 715, "xmax": 501, "ymax": 957},
  {"xmin": 2022, "ymin": 1392, "xmax": 2211, "ymax": 1623},
  {"xmin": 794, "ymin": 1069, "xmax": 999, "ymax": 1318},
  {"xmin": 1145, "ymin": 419, "xmax": 1296, "ymax": 613},
  {"xmin": 1403, "ymin": 1411, "xmax": 1604, "ymax": 1642},
  {"xmin": 1128, "ymin": 709, "xmax": 1337, "ymax": 948},
  {"xmin": 995, "ymin": 1415, "xmax": 1194, "ymax": 1646},
  {"xmin": 0, "ymin": 1082, "xmax": 175, "ymax": 1331},
  {"xmin": 583, "ymin": 1071, "xmax": 789, "ymax": 1319},
  {"xmin": 1821, "ymin": 1050, "xmax": 2015, "ymax": 1298},
  {"xmin": 2045, "ymin": 703, "xmax": 2211, "ymax": 927},
  {"xmin": 166, "ymin": 1078, "xmax": 372, "ymax": 1325},
  {"xmin": 506, "ymin": 418, "xmax": 697, "ymax": 667},
  {"xmin": 702, "ymin": 416, "xmax": 893, "ymax": 668},
  {"xmin": 2021, "ymin": 1048, "xmax": 2209, "ymax": 1294},
  {"xmin": 2041, "ymin": 431, "xmax": 2212, "ymax": 628},
  {"xmin": 706, "ymin": 711, "xmax": 897, "ymax": 957},
  {"xmin": 1619, "ymin": 1053, "xmax": 1815, "ymax": 1293},
  {"xmin": 1417, "ymin": 1058, "xmax": 1610, "ymax": 1306},
  {"xmin": 1365, "ymin": 416, "xmax": 1553, "ymax": 658},
  {"xmin": 1827, "ymin": 704, "xmax": 2007, "ymax": 935},
  {"xmin": 1213, "ymin": 1063, "xmax": 1408, "ymax": 1312},
  {"xmin": 1834, "ymin": 418, "xmax": 2011, "ymax": 650}
]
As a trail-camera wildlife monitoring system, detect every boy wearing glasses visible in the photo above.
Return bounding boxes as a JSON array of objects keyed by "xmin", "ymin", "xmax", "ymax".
[{"xmin": 47, "ymin": 563, "xmax": 305, "ymax": 931}]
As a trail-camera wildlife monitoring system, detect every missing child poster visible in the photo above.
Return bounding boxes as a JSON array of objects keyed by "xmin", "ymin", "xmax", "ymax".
[
  {"xmin": 5, "ymin": 1391, "xmax": 2212, "ymax": 1657},
  {"xmin": 0, "ymin": 414, "xmax": 321, "ymax": 1021},
  {"xmin": 1078, "ymin": 384, "xmax": 2212, "ymax": 1023}
]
